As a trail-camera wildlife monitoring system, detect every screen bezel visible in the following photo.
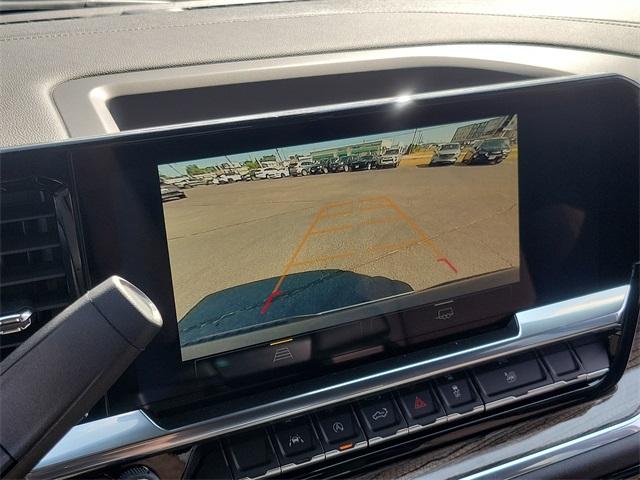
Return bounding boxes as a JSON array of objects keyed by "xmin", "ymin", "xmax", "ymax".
[{"xmin": 3, "ymin": 74, "xmax": 636, "ymax": 413}]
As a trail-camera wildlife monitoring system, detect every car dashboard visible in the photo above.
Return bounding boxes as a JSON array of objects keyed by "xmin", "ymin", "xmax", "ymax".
[{"xmin": 0, "ymin": 2, "xmax": 639, "ymax": 480}]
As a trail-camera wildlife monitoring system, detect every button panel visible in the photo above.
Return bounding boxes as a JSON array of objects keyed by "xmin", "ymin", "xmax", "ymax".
[
  {"xmin": 315, "ymin": 405, "xmax": 367, "ymax": 457},
  {"xmin": 435, "ymin": 372, "xmax": 483, "ymax": 417},
  {"xmin": 223, "ymin": 429, "xmax": 280, "ymax": 480},
  {"xmin": 572, "ymin": 339, "xmax": 610, "ymax": 379},
  {"xmin": 207, "ymin": 338, "xmax": 610, "ymax": 479},
  {"xmin": 472, "ymin": 352, "xmax": 552, "ymax": 407},
  {"xmin": 272, "ymin": 417, "xmax": 324, "ymax": 471},
  {"xmin": 540, "ymin": 343, "xmax": 584, "ymax": 381},
  {"xmin": 356, "ymin": 393, "xmax": 408, "ymax": 444},
  {"xmin": 396, "ymin": 382, "xmax": 446, "ymax": 431}
]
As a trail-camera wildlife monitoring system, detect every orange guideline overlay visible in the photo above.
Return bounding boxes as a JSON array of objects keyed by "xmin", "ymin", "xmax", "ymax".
[{"xmin": 260, "ymin": 195, "xmax": 457, "ymax": 314}]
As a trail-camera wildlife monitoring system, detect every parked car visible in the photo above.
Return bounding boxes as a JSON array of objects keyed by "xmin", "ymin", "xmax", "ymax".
[
  {"xmin": 255, "ymin": 167, "xmax": 287, "ymax": 179},
  {"xmin": 169, "ymin": 177, "xmax": 207, "ymax": 188},
  {"xmin": 328, "ymin": 157, "xmax": 350, "ymax": 173},
  {"xmin": 206, "ymin": 176, "xmax": 220, "ymax": 185},
  {"xmin": 160, "ymin": 184, "xmax": 187, "ymax": 201},
  {"xmin": 289, "ymin": 159, "xmax": 316, "ymax": 176},
  {"xmin": 431, "ymin": 143, "xmax": 462, "ymax": 166},
  {"xmin": 464, "ymin": 137, "xmax": 512, "ymax": 164},
  {"xmin": 377, "ymin": 148, "xmax": 401, "ymax": 168},
  {"xmin": 241, "ymin": 172, "xmax": 254, "ymax": 181},
  {"xmin": 310, "ymin": 160, "xmax": 330, "ymax": 175},
  {"xmin": 348, "ymin": 155, "xmax": 377, "ymax": 171},
  {"xmin": 254, "ymin": 168, "xmax": 268, "ymax": 179},
  {"xmin": 218, "ymin": 173, "xmax": 242, "ymax": 183}
]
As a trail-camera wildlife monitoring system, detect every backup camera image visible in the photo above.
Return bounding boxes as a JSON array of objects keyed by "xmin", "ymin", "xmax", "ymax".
[{"xmin": 159, "ymin": 115, "xmax": 519, "ymax": 360}]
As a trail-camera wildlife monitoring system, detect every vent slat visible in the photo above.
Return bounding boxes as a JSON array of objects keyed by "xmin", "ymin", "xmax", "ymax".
[
  {"xmin": 0, "ymin": 263, "xmax": 66, "ymax": 287},
  {"xmin": 1, "ymin": 177, "xmax": 80, "ymax": 360},
  {"xmin": 0, "ymin": 292, "xmax": 71, "ymax": 316},
  {"xmin": 1, "ymin": 232, "xmax": 61, "ymax": 255},
  {"xmin": 0, "ymin": 204, "xmax": 55, "ymax": 224}
]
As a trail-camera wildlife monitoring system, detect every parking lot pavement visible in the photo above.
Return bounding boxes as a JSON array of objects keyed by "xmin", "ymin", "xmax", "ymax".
[{"xmin": 162, "ymin": 161, "xmax": 519, "ymax": 321}]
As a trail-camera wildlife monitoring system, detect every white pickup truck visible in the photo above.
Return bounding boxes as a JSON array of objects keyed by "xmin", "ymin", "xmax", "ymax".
[
  {"xmin": 431, "ymin": 143, "xmax": 462, "ymax": 166},
  {"xmin": 377, "ymin": 148, "xmax": 401, "ymax": 168}
]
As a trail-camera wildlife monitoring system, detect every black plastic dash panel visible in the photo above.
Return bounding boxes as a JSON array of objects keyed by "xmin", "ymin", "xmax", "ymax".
[{"xmin": 189, "ymin": 339, "xmax": 611, "ymax": 479}]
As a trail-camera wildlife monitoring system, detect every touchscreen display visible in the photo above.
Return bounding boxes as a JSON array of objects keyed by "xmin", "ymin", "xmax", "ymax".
[{"xmin": 159, "ymin": 115, "xmax": 519, "ymax": 360}]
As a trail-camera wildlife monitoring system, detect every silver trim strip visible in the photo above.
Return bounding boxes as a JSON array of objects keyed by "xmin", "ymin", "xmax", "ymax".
[
  {"xmin": 280, "ymin": 452, "xmax": 326, "ymax": 474},
  {"xmin": 586, "ymin": 367, "xmax": 611, "ymax": 381},
  {"xmin": 482, "ymin": 373, "xmax": 595, "ymax": 412},
  {"xmin": 446, "ymin": 404, "xmax": 485, "ymax": 423},
  {"xmin": 367, "ymin": 427, "xmax": 409, "ymax": 447},
  {"xmin": 241, "ymin": 464, "xmax": 280, "ymax": 480},
  {"xmin": 30, "ymin": 285, "xmax": 629, "ymax": 479},
  {"xmin": 407, "ymin": 415, "xmax": 448, "ymax": 434},
  {"xmin": 457, "ymin": 411, "xmax": 640, "ymax": 480},
  {"xmin": 324, "ymin": 439, "xmax": 368, "ymax": 459}
]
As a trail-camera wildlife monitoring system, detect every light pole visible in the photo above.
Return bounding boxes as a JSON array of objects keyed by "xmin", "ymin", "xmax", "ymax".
[
  {"xmin": 275, "ymin": 148, "xmax": 284, "ymax": 165},
  {"xmin": 168, "ymin": 164, "xmax": 184, "ymax": 177},
  {"xmin": 409, "ymin": 128, "xmax": 418, "ymax": 154}
]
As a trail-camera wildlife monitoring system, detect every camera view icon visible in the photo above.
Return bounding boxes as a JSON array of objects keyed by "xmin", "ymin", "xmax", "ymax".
[{"xmin": 436, "ymin": 306, "xmax": 455, "ymax": 321}]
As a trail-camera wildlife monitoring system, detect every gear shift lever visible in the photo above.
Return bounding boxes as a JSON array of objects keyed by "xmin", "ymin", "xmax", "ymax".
[{"xmin": 0, "ymin": 276, "xmax": 162, "ymax": 479}]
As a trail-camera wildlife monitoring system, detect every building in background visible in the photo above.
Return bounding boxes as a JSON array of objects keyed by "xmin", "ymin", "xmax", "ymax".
[
  {"xmin": 451, "ymin": 115, "xmax": 517, "ymax": 144},
  {"xmin": 501, "ymin": 115, "xmax": 518, "ymax": 142},
  {"xmin": 258, "ymin": 154, "xmax": 279, "ymax": 168},
  {"xmin": 310, "ymin": 140, "xmax": 392, "ymax": 162}
]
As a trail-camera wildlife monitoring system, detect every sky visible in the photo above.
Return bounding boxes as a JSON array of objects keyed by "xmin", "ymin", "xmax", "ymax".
[{"xmin": 158, "ymin": 116, "xmax": 499, "ymax": 177}]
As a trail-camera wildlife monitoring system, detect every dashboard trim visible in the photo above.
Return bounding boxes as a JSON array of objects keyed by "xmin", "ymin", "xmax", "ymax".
[
  {"xmin": 51, "ymin": 44, "xmax": 640, "ymax": 138},
  {"xmin": 5, "ymin": 74, "xmax": 636, "ymax": 157},
  {"xmin": 29, "ymin": 285, "xmax": 630, "ymax": 479}
]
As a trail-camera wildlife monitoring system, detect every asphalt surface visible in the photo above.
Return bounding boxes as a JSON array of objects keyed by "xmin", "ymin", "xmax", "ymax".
[{"xmin": 162, "ymin": 156, "xmax": 519, "ymax": 345}]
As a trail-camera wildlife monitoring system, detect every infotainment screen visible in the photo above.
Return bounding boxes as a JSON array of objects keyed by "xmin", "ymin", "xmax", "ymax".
[
  {"xmin": 159, "ymin": 116, "xmax": 520, "ymax": 360},
  {"xmin": 4, "ymin": 74, "xmax": 634, "ymax": 410}
]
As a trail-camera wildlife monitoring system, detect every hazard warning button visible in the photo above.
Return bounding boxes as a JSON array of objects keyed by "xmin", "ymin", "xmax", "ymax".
[
  {"xmin": 397, "ymin": 383, "xmax": 443, "ymax": 426},
  {"xmin": 414, "ymin": 395, "xmax": 429, "ymax": 411}
]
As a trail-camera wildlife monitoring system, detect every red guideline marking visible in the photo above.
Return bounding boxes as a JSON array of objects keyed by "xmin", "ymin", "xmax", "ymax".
[
  {"xmin": 260, "ymin": 289, "xmax": 283, "ymax": 314},
  {"xmin": 438, "ymin": 257, "xmax": 458, "ymax": 274}
]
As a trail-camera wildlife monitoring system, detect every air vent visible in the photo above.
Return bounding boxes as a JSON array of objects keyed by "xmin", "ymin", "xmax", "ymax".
[{"xmin": 0, "ymin": 177, "xmax": 85, "ymax": 359}]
